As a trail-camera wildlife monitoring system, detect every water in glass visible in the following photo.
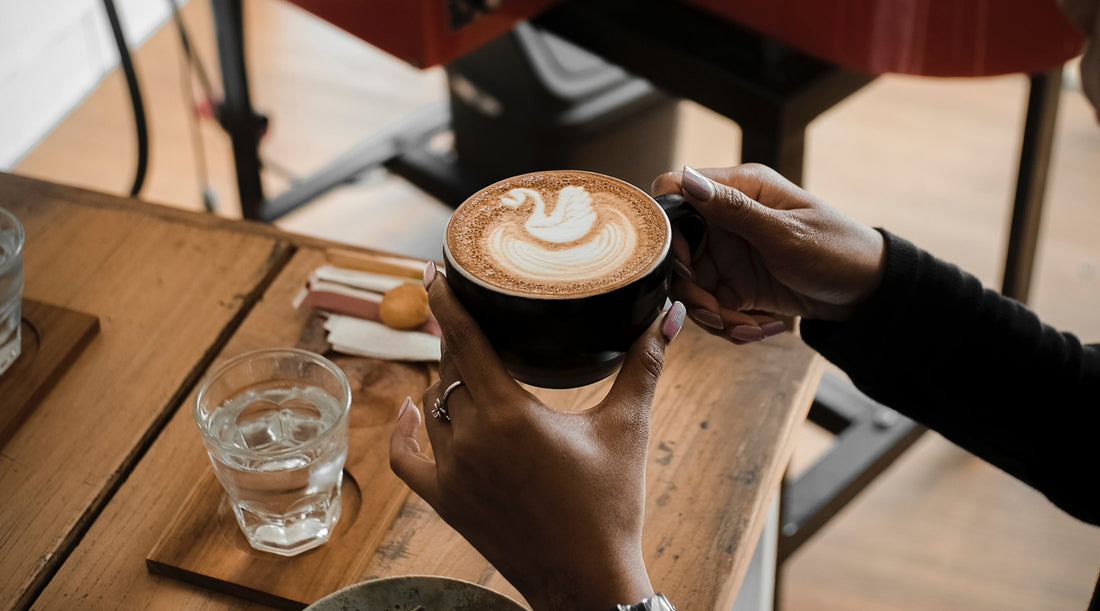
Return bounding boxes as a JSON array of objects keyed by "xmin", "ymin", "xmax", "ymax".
[
  {"xmin": 204, "ymin": 383, "xmax": 347, "ymax": 556},
  {"xmin": 0, "ymin": 220, "xmax": 23, "ymax": 375}
]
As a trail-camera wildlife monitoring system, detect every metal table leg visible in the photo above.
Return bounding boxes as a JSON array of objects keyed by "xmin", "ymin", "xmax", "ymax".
[
  {"xmin": 1002, "ymin": 68, "xmax": 1062, "ymax": 302},
  {"xmin": 211, "ymin": 0, "xmax": 264, "ymax": 220}
]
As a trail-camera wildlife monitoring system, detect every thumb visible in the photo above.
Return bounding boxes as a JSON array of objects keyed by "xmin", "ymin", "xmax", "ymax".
[
  {"xmin": 680, "ymin": 165, "xmax": 780, "ymax": 242},
  {"xmin": 389, "ymin": 396, "xmax": 440, "ymax": 505},
  {"xmin": 600, "ymin": 302, "xmax": 685, "ymax": 417}
]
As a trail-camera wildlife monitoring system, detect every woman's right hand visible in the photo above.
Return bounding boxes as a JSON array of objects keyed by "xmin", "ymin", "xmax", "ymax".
[
  {"xmin": 389, "ymin": 263, "xmax": 682, "ymax": 611},
  {"xmin": 652, "ymin": 164, "xmax": 887, "ymax": 339}
]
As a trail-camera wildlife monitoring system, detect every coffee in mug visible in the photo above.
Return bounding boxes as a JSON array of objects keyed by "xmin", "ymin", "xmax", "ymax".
[{"xmin": 444, "ymin": 170, "xmax": 699, "ymax": 388}]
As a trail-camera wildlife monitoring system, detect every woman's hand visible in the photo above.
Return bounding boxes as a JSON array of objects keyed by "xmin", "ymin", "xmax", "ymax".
[
  {"xmin": 389, "ymin": 263, "xmax": 686, "ymax": 611},
  {"xmin": 652, "ymin": 164, "xmax": 886, "ymax": 341},
  {"xmin": 1060, "ymin": 0, "xmax": 1100, "ymax": 121}
]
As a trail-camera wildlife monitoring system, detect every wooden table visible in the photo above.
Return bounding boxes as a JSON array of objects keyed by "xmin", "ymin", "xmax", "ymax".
[{"xmin": 0, "ymin": 172, "xmax": 823, "ymax": 610}]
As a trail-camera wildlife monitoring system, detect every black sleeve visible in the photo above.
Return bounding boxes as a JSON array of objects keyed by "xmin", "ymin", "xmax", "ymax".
[{"xmin": 801, "ymin": 230, "xmax": 1100, "ymax": 526}]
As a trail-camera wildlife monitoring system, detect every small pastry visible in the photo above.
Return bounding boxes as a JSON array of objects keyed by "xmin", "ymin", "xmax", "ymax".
[{"xmin": 379, "ymin": 283, "xmax": 430, "ymax": 330}]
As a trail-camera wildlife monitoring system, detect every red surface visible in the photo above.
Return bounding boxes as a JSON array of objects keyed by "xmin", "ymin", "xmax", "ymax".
[
  {"xmin": 285, "ymin": 0, "xmax": 1084, "ymax": 76},
  {"xmin": 284, "ymin": 0, "xmax": 558, "ymax": 68},
  {"xmin": 688, "ymin": 0, "xmax": 1085, "ymax": 76}
]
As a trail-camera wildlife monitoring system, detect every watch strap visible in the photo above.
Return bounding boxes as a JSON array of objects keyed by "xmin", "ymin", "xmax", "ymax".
[{"xmin": 611, "ymin": 592, "xmax": 675, "ymax": 611}]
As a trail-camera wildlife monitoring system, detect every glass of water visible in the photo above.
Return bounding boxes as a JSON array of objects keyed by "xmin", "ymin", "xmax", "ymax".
[
  {"xmin": 0, "ymin": 207, "xmax": 24, "ymax": 376},
  {"xmin": 194, "ymin": 348, "xmax": 352, "ymax": 556}
]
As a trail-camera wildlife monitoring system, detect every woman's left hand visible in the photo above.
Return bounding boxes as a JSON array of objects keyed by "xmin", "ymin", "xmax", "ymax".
[
  {"xmin": 1060, "ymin": 0, "xmax": 1100, "ymax": 121},
  {"xmin": 389, "ymin": 263, "xmax": 685, "ymax": 611}
]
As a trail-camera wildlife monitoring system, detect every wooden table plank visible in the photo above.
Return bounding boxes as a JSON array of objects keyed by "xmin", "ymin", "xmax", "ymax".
[
  {"xmin": 0, "ymin": 173, "xmax": 292, "ymax": 610},
  {"xmin": 643, "ymin": 331, "xmax": 821, "ymax": 608}
]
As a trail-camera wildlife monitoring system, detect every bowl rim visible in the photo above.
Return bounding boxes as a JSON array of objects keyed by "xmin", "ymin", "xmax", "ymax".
[{"xmin": 305, "ymin": 574, "xmax": 528, "ymax": 610}]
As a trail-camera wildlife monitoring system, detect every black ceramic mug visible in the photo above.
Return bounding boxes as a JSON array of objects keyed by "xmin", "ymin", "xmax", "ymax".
[{"xmin": 443, "ymin": 170, "xmax": 703, "ymax": 389}]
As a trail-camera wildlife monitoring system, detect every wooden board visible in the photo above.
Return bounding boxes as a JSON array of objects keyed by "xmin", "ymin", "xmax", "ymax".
[
  {"xmin": 0, "ymin": 173, "xmax": 291, "ymax": 610},
  {"xmin": 147, "ymin": 352, "xmax": 429, "ymax": 609},
  {"xmin": 31, "ymin": 248, "xmax": 427, "ymax": 610},
  {"xmin": 0, "ymin": 299, "xmax": 99, "ymax": 446}
]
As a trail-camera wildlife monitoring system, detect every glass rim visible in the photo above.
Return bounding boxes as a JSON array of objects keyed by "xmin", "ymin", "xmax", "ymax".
[
  {"xmin": 0, "ymin": 207, "xmax": 25, "ymax": 266},
  {"xmin": 193, "ymin": 347, "xmax": 352, "ymax": 456}
]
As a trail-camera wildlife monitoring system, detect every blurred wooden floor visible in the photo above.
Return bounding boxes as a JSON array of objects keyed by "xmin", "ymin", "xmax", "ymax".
[{"xmin": 14, "ymin": 1, "xmax": 1100, "ymax": 609}]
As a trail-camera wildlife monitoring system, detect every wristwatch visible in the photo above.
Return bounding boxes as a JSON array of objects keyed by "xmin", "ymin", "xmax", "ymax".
[{"xmin": 611, "ymin": 593, "xmax": 675, "ymax": 611}]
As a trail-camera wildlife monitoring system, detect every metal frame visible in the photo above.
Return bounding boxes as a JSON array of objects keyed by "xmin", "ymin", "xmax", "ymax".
[
  {"xmin": 210, "ymin": 0, "xmax": 878, "ymax": 220},
  {"xmin": 209, "ymin": 1, "xmax": 464, "ymax": 221},
  {"xmin": 1003, "ymin": 68, "xmax": 1062, "ymax": 303},
  {"xmin": 534, "ymin": 0, "xmax": 877, "ymax": 186},
  {"xmin": 262, "ymin": 101, "xmax": 455, "ymax": 221},
  {"xmin": 211, "ymin": 0, "xmax": 264, "ymax": 220},
  {"xmin": 777, "ymin": 374, "xmax": 928, "ymax": 563}
]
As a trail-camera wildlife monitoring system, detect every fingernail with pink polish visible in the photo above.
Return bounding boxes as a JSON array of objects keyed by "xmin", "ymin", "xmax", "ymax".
[
  {"xmin": 682, "ymin": 165, "xmax": 716, "ymax": 201},
  {"xmin": 689, "ymin": 308, "xmax": 724, "ymax": 330},
  {"xmin": 663, "ymin": 301, "xmax": 687, "ymax": 342},
  {"xmin": 423, "ymin": 261, "xmax": 437, "ymax": 288},
  {"xmin": 729, "ymin": 325, "xmax": 765, "ymax": 342},
  {"xmin": 398, "ymin": 396, "xmax": 413, "ymax": 419},
  {"xmin": 761, "ymin": 320, "xmax": 786, "ymax": 337}
]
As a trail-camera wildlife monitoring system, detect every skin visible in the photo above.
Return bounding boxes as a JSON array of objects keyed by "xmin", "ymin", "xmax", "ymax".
[
  {"xmin": 653, "ymin": 164, "xmax": 887, "ymax": 342},
  {"xmin": 389, "ymin": 265, "xmax": 682, "ymax": 611},
  {"xmin": 1061, "ymin": 0, "xmax": 1100, "ymax": 121}
]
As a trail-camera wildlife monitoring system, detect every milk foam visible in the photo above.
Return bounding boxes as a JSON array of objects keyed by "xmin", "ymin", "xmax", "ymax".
[
  {"xmin": 487, "ymin": 208, "xmax": 636, "ymax": 284},
  {"xmin": 502, "ymin": 185, "xmax": 598, "ymax": 243},
  {"xmin": 447, "ymin": 171, "xmax": 668, "ymax": 297}
]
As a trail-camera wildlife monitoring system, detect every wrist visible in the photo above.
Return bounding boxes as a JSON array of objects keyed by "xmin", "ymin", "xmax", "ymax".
[
  {"xmin": 527, "ymin": 549, "xmax": 652, "ymax": 611},
  {"xmin": 830, "ymin": 225, "xmax": 888, "ymax": 322}
]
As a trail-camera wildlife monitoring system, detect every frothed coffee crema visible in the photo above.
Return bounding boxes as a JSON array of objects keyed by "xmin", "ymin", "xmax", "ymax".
[{"xmin": 446, "ymin": 171, "xmax": 669, "ymax": 297}]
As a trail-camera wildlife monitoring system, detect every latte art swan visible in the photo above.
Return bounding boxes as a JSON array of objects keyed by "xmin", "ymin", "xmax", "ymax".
[
  {"xmin": 501, "ymin": 186, "xmax": 597, "ymax": 243},
  {"xmin": 489, "ymin": 186, "xmax": 637, "ymax": 284},
  {"xmin": 446, "ymin": 171, "xmax": 668, "ymax": 296}
]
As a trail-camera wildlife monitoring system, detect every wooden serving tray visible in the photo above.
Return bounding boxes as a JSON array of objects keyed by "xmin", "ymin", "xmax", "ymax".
[
  {"xmin": 147, "ymin": 352, "xmax": 433, "ymax": 610},
  {"xmin": 0, "ymin": 299, "xmax": 99, "ymax": 447}
]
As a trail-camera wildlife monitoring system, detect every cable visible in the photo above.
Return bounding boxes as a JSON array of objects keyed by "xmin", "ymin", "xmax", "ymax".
[
  {"xmin": 178, "ymin": 39, "xmax": 217, "ymax": 212},
  {"xmin": 101, "ymin": 0, "xmax": 149, "ymax": 198},
  {"xmin": 167, "ymin": 0, "xmax": 217, "ymax": 107},
  {"xmin": 167, "ymin": 0, "xmax": 217, "ymax": 212}
]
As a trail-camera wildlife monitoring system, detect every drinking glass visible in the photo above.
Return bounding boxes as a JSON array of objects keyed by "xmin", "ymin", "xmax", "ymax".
[
  {"xmin": 0, "ymin": 207, "xmax": 25, "ymax": 376},
  {"xmin": 194, "ymin": 348, "xmax": 352, "ymax": 556}
]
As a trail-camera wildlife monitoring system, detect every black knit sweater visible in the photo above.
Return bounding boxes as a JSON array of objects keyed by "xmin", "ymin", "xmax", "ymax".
[{"xmin": 800, "ymin": 230, "xmax": 1100, "ymax": 606}]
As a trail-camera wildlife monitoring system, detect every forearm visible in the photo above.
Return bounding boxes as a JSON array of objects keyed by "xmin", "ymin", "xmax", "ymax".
[{"xmin": 802, "ymin": 230, "xmax": 1100, "ymax": 524}]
